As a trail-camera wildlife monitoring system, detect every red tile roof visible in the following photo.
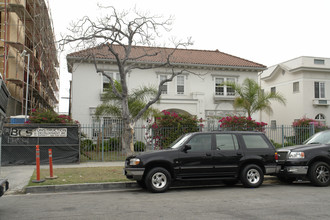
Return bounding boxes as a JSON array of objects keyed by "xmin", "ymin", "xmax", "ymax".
[{"xmin": 67, "ymin": 44, "xmax": 266, "ymax": 70}]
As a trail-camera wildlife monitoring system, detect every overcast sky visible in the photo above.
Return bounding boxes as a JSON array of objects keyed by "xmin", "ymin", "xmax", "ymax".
[{"xmin": 48, "ymin": 0, "xmax": 330, "ymax": 113}]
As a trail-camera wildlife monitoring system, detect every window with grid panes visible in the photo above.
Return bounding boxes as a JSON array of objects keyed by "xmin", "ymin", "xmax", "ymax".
[
  {"xmin": 177, "ymin": 75, "xmax": 184, "ymax": 94},
  {"xmin": 160, "ymin": 75, "xmax": 167, "ymax": 94}
]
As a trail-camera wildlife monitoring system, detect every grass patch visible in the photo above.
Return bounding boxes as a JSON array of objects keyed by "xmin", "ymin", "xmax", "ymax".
[{"xmin": 28, "ymin": 166, "xmax": 131, "ymax": 186}]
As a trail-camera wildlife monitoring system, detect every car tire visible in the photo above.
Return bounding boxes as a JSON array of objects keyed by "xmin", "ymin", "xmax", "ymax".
[
  {"xmin": 308, "ymin": 161, "xmax": 330, "ymax": 187},
  {"xmin": 240, "ymin": 164, "xmax": 264, "ymax": 188},
  {"xmin": 145, "ymin": 167, "xmax": 171, "ymax": 193}
]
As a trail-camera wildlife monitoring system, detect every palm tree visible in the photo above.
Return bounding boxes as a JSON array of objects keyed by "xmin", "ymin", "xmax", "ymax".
[
  {"xmin": 222, "ymin": 78, "xmax": 286, "ymax": 118},
  {"xmin": 95, "ymin": 81, "xmax": 158, "ymax": 119},
  {"xmin": 95, "ymin": 81, "xmax": 159, "ymax": 152}
]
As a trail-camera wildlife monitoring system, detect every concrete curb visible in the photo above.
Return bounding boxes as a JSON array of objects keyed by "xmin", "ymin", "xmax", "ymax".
[
  {"xmin": 25, "ymin": 181, "xmax": 138, "ymax": 194},
  {"xmin": 24, "ymin": 176, "xmax": 279, "ymax": 194}
]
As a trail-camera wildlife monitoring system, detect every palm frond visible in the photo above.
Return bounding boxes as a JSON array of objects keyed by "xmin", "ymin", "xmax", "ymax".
[{"xmin": 95, "ymin": 104, "xmax": 122, "ymax": 118}]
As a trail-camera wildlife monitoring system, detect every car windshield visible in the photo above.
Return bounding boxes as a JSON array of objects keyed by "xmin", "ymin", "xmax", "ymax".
[
  {"xmin": 303, "ymin": 130, "xmax": 330, "ymax": 145},
  {"xmin": 170, "ymin": 133, "xmax": 193, "ymax": 149}
]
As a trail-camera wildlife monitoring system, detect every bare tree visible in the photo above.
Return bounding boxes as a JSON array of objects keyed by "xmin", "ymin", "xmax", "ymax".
[{"xmin": 60, "ymin": 5, "xmax": 193, "ymax": 155}]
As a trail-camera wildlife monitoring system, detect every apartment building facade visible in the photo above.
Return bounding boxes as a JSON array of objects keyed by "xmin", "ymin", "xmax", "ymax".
[
  {"xmin": 260, "ymin": 56, "xmax": 330, "ymax": 126},
  {"xmin": 0, "ymin": 0, "xmax": 59, "ymax": 117}
]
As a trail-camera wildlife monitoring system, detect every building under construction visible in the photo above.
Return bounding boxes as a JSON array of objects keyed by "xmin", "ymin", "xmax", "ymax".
[{"xmin": 0, "ymin": 0, "xmax": 59, "ymax": 117}]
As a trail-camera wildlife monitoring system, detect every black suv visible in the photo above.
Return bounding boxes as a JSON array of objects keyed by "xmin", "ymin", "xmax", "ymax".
[
  {"xmin": 276, "ymin": 129, "xmax": 330, "ymax": 186},
  {"xmin": 124, "ymin": 131, "xmax": 277, "ymax": 193}
]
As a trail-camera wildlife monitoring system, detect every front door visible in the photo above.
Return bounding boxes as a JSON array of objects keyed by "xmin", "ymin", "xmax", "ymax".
[{"xmin": 177, "ymin": 133, "xmax": 214, "ymax": 179}]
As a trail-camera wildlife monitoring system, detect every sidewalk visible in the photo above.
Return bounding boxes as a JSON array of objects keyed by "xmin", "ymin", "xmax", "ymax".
[{"xmin": 0, "ymin": 161, "xmax": 127, "ymax": 195}]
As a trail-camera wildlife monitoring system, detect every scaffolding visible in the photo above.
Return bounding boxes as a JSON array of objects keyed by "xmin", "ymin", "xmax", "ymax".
[{"xmin": 0, "ymin": 0, "xmax": 59, "ymax": 117}]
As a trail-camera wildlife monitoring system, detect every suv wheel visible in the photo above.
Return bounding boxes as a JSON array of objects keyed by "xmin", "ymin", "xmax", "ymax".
[
  {"xmin": 145, "ymin": 167, "xmax": 171, "ymax": 193},
  {"xmin": 308, "ymin": 162, "xmax": 330, "ymax": 187},
  {"xmin": 240, "ymin": 164, "xmax": 264, "ymax": 188}
]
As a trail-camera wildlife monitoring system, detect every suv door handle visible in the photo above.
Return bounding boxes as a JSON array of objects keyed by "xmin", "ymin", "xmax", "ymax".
[
  {"xmin": 205, "ymin": 153, "xmax": 212, "ymax": 156},
  {"xmin": 237, "ymin": 152, "xmax": 243, "ymax": 156}
]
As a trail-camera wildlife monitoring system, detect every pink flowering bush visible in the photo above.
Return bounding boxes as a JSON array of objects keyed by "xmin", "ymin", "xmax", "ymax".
[
  {"xmin": 219, "ymin": 116, "xmax": 267, "ymax": 132},
  {"xmin": 26, "ymin": 108, "xmax": 79, "ymax": 124},
  {"xmin": 292, "ymin": 117, "xmax": 326, "ymax": 144},
  {"xmin": 292, "ymin": 117, "xmax": 324, "ymax": 128},
  {"xmin": 149, "ymin": 110, "xmax": 200, "ymax": 149}
]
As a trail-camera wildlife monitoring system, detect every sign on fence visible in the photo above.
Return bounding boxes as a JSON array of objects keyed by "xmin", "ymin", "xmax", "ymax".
[
  {"xmin": 9, "ymin": 128, "xmax": 68, "ymax": 138},
  {"xmin": 1, "ymin": 124, "xmax": 79, "ymax": 165}
]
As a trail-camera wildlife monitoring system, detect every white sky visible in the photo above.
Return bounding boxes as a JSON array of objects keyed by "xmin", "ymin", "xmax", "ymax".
[{"xmin": 48, "ymin": 0, "xmax": 330, "ymax": 113}]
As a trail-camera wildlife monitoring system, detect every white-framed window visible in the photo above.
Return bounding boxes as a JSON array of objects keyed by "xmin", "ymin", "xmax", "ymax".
[
  {"xmin": 315, "ymin": 113, "xmax": 326, "ymax": 125},
  {"xmin": 314, "ymin": 59, "xmax": 325, "ymax": 65},
  {"xmin": 160, "ymin": 75, "xmax": 168, "ymax": 94},
  {"xmin": 176, "ymin": 75, "xmax": 184, "ymax": 94},
  {"xmin": 293, "ymin": 82, "xmax": 299, "ymax": 93},
  {"xmin": 271, "ymin": 120, "xmax": 277, "ymax": 129},
  {"xmin": 271, "ymin": 87, "xmax": 276, "ymax": 94},
  {"xmin": 215, "ymin": 77, "xmax": 235, "ymax": 96},
  {"xmin": 103, "ymin": 72, "xmax": 120, "ymax": 92},
  {"xmin": 103, "ymin": 117, "xmax": 123, "ymax": 138},
  {"xmin": 92, "ymin": 117, "xmax": 101, "ymax": 138},
  {"xmin": 314, "ymin": 81, "xmax": 325, "ymax": 98}
]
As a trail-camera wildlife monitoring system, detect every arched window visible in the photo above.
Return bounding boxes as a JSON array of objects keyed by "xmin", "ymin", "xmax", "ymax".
[{"xmin": 315, "ymin": 113, "xmax": 326, "ymax": 125}]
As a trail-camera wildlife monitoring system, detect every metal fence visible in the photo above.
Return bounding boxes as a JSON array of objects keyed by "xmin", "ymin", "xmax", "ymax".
[{"xmin": 79, "ymin": 123, "xmax": 326, "ymax": 162}]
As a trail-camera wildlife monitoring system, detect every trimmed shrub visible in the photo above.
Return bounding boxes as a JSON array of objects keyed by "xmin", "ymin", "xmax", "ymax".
[
  {"xmin": 134, "ymin": 141, "xmax": 146, "ymax": 152},
  {"xmin": 80, "ymin": 139, "xmax": 95, "ymax": 152}
]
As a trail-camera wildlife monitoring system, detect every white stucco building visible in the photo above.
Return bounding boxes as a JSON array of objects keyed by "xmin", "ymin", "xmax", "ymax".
[
  {"xmin": 260, "ymin": 56, "xmax": 330, "ymax": 126},
  {"xmin": 66, "ymin": 45, "xmax": 266, "ymax": 130}
]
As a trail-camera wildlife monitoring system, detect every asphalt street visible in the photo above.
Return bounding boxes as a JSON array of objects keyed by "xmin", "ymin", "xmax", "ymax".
[{"xmin": 0, "ymin": 183, "xmax": 329, "ymax": 220}]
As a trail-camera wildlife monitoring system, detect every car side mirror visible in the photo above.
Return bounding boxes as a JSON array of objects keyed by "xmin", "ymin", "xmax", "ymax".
[{"xmin": 183, "ymin": 145, "xmax": 191, "ymax": 152}]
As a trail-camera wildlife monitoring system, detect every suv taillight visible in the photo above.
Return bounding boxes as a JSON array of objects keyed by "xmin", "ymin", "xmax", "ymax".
[{"xmin": 275, "ymin": 152, "xmax": 278, "ymax": 161}]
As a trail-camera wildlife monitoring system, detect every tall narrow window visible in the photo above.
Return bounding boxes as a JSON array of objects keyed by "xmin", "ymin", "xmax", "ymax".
[
  {"xmin": 315, "ymin": 82, "xmax": 325, "ymax": 98},
  {"xmin": 115, "ymin": 73, "xmax": 120, "ymax": 82},
  {"xmin": 215, "ymin": 78, "xmax": 224, "ymax": 95},
  {"xmin": 226, "ymin": 78, "xmax": 235, "ymax": 96},
  {"xmin": 92, "ymin": 117, "xmax": 101, "ymax": 138},
  {"xmin": 103, "ymin": 74, "xmax": 112, "ymax": 92},
  {"xmin": 293, "ymin": 82, "xmax": 299, "ymax": 93},
  {"xmin": 177, "ymin": 75, "xmax": 184, "ymax": 94},
  {"xmin": 271, "ymin": 87, "xmax": 276, "ymax": 94},
  {"xmin": 103, "ymin": 72, "xmax": 119, "ymax": 91},
  {"xmin": 160, "ymin": 75, "xmax": 167, "ymax": 94}
]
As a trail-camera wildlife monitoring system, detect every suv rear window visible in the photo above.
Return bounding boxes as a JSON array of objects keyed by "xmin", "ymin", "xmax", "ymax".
[
  {"xmin": 215, "ymin": 134, "xmax": 238, "ymax": 150},
  {"xmin": 242, "ymin": 135, "xmax": 269, "ymax": 149}
]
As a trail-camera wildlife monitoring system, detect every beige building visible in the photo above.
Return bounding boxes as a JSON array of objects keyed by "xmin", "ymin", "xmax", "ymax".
[
  {"xmin": 260, "ymin": 56, "xmax": 330, "ymax": 126},
  {"xmin": 0, "ymin": 0, "xmax": 59, "ymax": 117}
]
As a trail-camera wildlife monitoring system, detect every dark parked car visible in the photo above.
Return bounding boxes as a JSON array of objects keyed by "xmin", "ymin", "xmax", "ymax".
[
  {"xmin": 276, "ymin": 130, "xmax": 330, "ymax": 186},
  {"xmin": 124, "ymin": 131, "xmax": 278, "ymax": 193}
]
